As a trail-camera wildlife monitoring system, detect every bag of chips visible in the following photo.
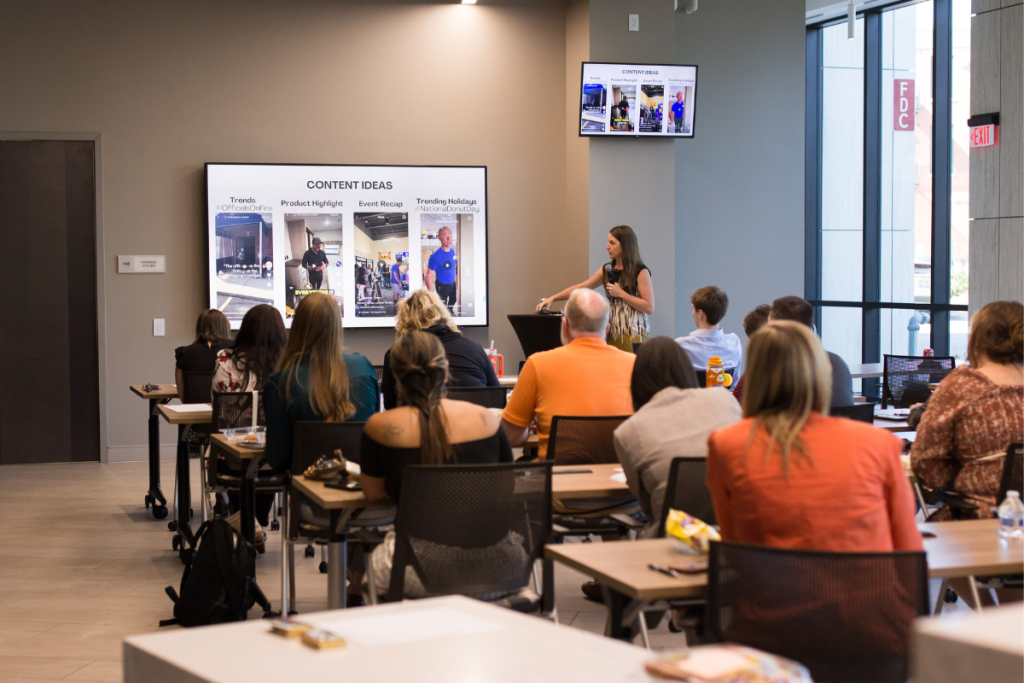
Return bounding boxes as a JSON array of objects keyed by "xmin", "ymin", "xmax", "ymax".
[{"xmin": 664, "ymin": 509, "xmax": 720, "ymax": 553}]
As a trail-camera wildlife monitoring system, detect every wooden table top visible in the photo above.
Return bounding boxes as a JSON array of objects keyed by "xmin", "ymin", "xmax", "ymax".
[
  {"xmin": 498, "ymin": 375, "xmax": 518, "ymax": 387},
  {"xmin": 292, "ymin": 474, "xmax": 371, "ymax": 510},
  {"xmin": 157, "ymin": 403, "xmax": 212, "ymax": 425},
  {"xmin": 920, "ymin": 518, "xmax": 1024, "ymax": 579},
  {"xmin": 551, "ymin": 464, "xmax": 630, "ymax": 500},
  {"xmin": 209, "ymin": 432, "xmax": 264, "ymax": 460},
  {"xmin": 129, "ymin": 384, "xmax": 178, "ymax": 400},
  {"xmin": 545, "ymin": 538, "xmax": 706, "ymax": 601}
]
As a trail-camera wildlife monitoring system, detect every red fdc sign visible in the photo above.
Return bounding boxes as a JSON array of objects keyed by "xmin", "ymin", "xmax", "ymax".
[
  {"xmin": 894, "ymin": 79, "xmax": 915, "ymax": 131},
  {"xmin": 969, "ymin": 124, "xmax": 998, "ymax": 148}
]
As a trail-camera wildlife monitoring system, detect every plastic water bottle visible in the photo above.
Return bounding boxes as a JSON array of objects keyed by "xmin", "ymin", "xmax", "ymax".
[{"xmin": 997, "ymin": 490, "xmax": 1024, "ymax": 539}]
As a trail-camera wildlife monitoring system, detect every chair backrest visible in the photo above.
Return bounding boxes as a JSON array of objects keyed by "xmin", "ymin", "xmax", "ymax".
[
  {"xmin": 548, "ymin": 415, "xmax": 629, "ymax": 466},
  {"xmin": 444, "ymin": 386, "xmax": 508, "ymax": 409},
  {"xmin": 291, "ymin": 421, "xmax": 366, "ymax": 473},
  {"xmin": 658, "ymin": 457, "xmax": 715, "ymax": 536},
  {"xmin": 212, "ymin": 391, "xmax": 266, "ymax": 430},
  {"xmin": 372, "ymin": 365, "xmax": 384, "ymax": 383},
  {"xmin": 695, "ymin": 368, "xmax": 738, "ymax": 389},
  {"xmin": 706, "ymin": 541, "xmax": 928, "ymax": 683},
  {"xmin": 181, "ymin": 370, "xmax": 214, "ymax": 404},
  {"xmin": 882, "ymin": 355, "xmax": 955, "ymax": 408},
  {"xmin": 830, "ymin": 403, "xmax": 874, "ymax": 423},
  {"xmin": 388, "ymin": 462, "xmax": 552, "ymax": 601},
  {"xmin": 998, "ymin": 442, "xmax": 1024, "ymax": 503}
]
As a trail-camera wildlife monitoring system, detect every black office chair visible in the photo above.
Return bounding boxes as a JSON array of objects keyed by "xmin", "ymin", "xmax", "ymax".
[
  {"xmin": 830, "ymin": 403, "xmax": 874, "ymax": 423},
  {"xmin": 372, "ymin": 365, "xmax": 385, "ymax": 384},
  {"xmin": 181, "ymin": 370, "xmax": 214, "ymax": 404},
  {"xmin": 695, "ymin": 368, "xmax": 738, "ymax": 389},
  {"xmin": 445, "ymin": 386, "xmax": 507, "ymax": 409},
  {"xmin": 657, "ymin": 457, "xmax": 715, "ymax": 536},
  {"xmin": 387, "ymin": 462, "xmax": 553, "ymax": 615},
  {"xmin": 882, "ymin": 354, "xmax": 955, "ymax": 408},
  {"xmin": 998, "ymin": 442, "xmax": 1024, "ymax": 503},
  {"xmin": 171, "ymin": 371, "xmax": 215, "ymax": 530},
  {"xmin": 706, "ymin": 541, "xmax": 928, "ymax": 683}
]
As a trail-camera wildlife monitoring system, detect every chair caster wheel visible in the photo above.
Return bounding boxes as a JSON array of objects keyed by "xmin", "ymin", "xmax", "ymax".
[
  {"xmin": 944, "ymin": 588, "xmax": 959, "ymax": 604},
  {"xmin": 172, "ymin": 535, "xmax": 181, "ymax": 551},
  {"xmin": 319, "ymin": 561, "xmax": 328, "ymax": 574},
  {"xmin": 179, "ymin": 548, "xmax": 195, "ymax": 565},
  {"xmin": 168, "ymin": 520, "xmax": 178, "ymax": 532},
  {"xmin": 304, "ymin": 545, "xmax": 315, "ymax": 558},
  {"xmin": 145, "ymin": 494, "xmax": 153, "ymax": 509},
  {"xmin": 152, "ymin": 505, "xmax": 168, "ymax": 520},
  {"xmin": 270, "ymin": 520, "xmax": 280, "ymax": 531}
]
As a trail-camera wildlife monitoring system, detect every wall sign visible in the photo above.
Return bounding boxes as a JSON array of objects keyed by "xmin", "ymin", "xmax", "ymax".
[
  {"xmin": 118, "ymin": 255, "xmax": 166, "ymax": 273},
  {"xmin": 967, "ymin": 113, "xmax": 999, "ymax": 148},
  {"xmin": 893, "ymin": 79, "xmax": 915, "ymax": 131}
]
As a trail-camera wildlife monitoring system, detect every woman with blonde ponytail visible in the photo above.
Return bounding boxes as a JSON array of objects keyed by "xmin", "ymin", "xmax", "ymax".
[
  {"xmin": 706, "ymin": 320, "xmax": 921, "ymax": 552},
  {"xmin": 264, "ymin": 293, "xmax": 380, "ymax": 472},
  {"xmin": 360, "ymin": 331, "xmax": 512, "ymax": 506}
]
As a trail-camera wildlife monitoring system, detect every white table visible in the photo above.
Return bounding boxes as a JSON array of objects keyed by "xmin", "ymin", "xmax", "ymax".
[
  {"xmin": 124, "ymin": 595, "xmax": 657, "ymax": 683},
  {"xmin": 912, "ymin": 604, "xmax": 1024, "ymax": 683}
]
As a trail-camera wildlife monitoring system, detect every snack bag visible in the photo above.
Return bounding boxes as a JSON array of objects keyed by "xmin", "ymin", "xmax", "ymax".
[{"xmin": 664, "ymin": 509, "xmax": 720, "ymax": 553}]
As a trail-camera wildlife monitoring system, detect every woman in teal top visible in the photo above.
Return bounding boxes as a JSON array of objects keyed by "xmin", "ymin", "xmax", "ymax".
[{"xmin": 265, "ymin": 293, "xmax": 380, "ymax": 472}]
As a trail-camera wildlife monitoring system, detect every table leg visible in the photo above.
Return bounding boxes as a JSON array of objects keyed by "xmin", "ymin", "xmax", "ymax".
[
  {"xmin": 239, "ymin": 460, "xmax": 257, "ymax": 545},
  {"xmin": 967, "ymin": 576, "xmax": 985, "ymax": 613},
  {"xmin": 174, "ymin": 425, "xmax": 193, "ymax": 558},
  {"xmin": 147, "ymin": 400, "xmax": 166, "ymax": 508},
  {"xmin": 327, "ymin": 539, "xmax": 348, "ymax": 610},
  {"xmin": 602, "ymin": 585, "xmax": 635, "ymax": 641}
]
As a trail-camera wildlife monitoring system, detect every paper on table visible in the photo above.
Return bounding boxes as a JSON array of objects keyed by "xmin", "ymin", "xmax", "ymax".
[
  {"xmin": 315, "ymin": 606, "xmax": 503, "ymax": 647},
  {"xmin": 163, "ymin": 403, "xmax": 212, "ymax": 413},
  {"xmin": 610, "ymin": 472, "xmax": 628, "ymax": 484}
]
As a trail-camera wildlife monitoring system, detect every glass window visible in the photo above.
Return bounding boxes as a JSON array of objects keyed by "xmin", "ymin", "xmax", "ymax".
[
  {"xmin": 821, "ymin": 19, "xmax": 865, "ymax": 303},
  {"xmin": 880, "ymin": 308, "xmax": 934, "ymax": 356},
  {"xmin": 820, "ymin": 306, "xmax": 864, "ymax": 394},
  {"xmin": 950, "ymin": 0, "xmax": 971, "ymax": 307},
  {"xmin": 950, "ymin": 310, "xmax": 969, "ymax": 359},
  {"xmin": 881, "ymin": 3, "xmax": 933, "ymax": 305}
]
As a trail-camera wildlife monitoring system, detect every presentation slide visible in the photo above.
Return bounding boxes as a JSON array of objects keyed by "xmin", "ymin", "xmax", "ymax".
[
  {"xmin": 579, "ymin": 62, "xmax": 697, "ymax": 137},
  {"xmin": 207, "ymin": 164, "xmax": 488, "ymax": 329}
]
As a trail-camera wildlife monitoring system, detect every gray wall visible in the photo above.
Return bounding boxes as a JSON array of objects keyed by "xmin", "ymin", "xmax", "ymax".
[
  {"xmin": 969, "ymin": 0, "xmax": 1023, "ymax": 317},
  {"xmin": 673, "ymin": 0, "xmax": 806, "ymax": 347}
]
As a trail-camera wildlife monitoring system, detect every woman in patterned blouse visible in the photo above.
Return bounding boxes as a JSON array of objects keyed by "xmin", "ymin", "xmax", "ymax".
[
  {"xmin": 212, "ymin": 304, "xmax": 286, "ymax": 393},
  {"xmin": 911, "ymin": 300, "xmax": 1023, "ymax": 521}
]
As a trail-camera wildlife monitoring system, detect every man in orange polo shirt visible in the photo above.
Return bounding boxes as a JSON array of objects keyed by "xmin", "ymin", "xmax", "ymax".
[{"xmin": 501, "ymin": 288, "xmax": 636, "ymax": 458}]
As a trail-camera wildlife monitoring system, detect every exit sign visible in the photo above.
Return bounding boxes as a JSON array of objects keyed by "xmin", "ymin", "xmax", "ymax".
[
  {"xmin": 967, "ymin": 112, "xmax": 1000, "ymax": 148},
  {"xmin": 894, "ymin": 79, "xmax": 915, "ymax": 131}
]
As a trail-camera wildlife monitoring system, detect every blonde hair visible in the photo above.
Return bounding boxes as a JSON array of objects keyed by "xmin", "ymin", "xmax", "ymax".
[
  {"xmin": 394, "ymin": 289, "xmax": 459, "ymax": 337},
  {"xmin": 391, "ymin": 332, "xmax": 453, "ymax": 466},
  {"xmin": 275, "ymin": 293, "xmax": 354, "ymax": 422},
  {"xmin": 741, "ymin": 321, "xmax": 832, "ymax": 474}
]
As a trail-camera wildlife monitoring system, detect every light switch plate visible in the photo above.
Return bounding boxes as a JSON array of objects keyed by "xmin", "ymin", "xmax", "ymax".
[
  {"xmin": 154, "ymin": 318, "xmax": 165, "ymax": 337},
  {"xmin": 628, "ymin": 14, "xmax": 639, "ymax": 31}
]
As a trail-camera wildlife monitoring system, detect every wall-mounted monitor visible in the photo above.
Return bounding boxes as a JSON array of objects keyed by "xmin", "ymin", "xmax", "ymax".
[
  {"xmin": 206, "ymin": 163, "xmax": 488, "ymax": 329},
  {"xmin": 579, "ymin": 62, "xmax": 697, "ymax": 137}
]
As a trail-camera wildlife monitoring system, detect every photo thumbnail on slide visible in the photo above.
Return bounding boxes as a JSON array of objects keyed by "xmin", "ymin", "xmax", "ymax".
[
  {"xmin": 667, "ymin": 85, "xmax": 694, "ymax": 135},
  {"xmin": 421, "ymin": 213, "xmax": 476, "ymax": 318},
  {"xmin": 284, "ymin": 214, "xmax": 344, "ymax": 318},
  {"xmin": 610, "ymin": 84, "xmax": 636, "ymax": 133},
  {"xmin": 639, "ymin": 85, "xmax": 664, "ymax": 133},
  {"xmin": 581, "ymin": 83, "xmax": 607, "ymax": 133},
  {"xmin": 214, "ymin": 213, "xmax": 274, "ymax": 323},
  {"xmin": 353, "ymin": 212, "xmax": 409, "ymax": 318}
]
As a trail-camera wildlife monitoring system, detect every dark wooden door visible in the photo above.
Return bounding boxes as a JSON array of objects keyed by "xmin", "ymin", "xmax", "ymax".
[{"xmin": 0, "ymin": 140, "xmax": 100, "ymax": 463}]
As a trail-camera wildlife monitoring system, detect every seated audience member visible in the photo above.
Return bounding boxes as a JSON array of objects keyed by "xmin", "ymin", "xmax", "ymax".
[
  {"xmin": 912, "ymin": 301, "xmax": 1024, "ymax": 520},
  {"xmin": 707, "ymin": 320, "xmax": 922, "ymax": 552},
  {"xmin": 675, "ymin": 286, "xmax": 742, "ymax": 373},
  {"xmin": 381, "ymin": 289, "xmax": 499, "ymax": 410},
  {"xmin": 264, "ymin": 293, "xmax": 380, "ymax": 473},
  {"xmin": 731, "ymin": 304, "xmax": 772, "ymax": 404},
  {"xmin": 769, "ymin": 296, "xmax": 854, "ymax": 407},
  {"xmin": 614, "ymin": 337, "xmax": 742, "ymax": 538},
  {"xmin": 211, "ymin": 304, "xmax": 286, "ymax": 532},
  {"xmin": 175, "ymin": 309, "xmax": 232, "ymax": 402},
  {"xmin": 501, "ymin": 289, "xmax": 635, "ymax": 458},
  {"xmin": 361, "ymin": 332, "xmax": 513, "ymax": 597}
]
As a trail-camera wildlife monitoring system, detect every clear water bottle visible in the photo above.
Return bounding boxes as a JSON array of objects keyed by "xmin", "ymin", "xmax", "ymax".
[{"xmin": 997, "ymin": 490, "xmax": 1024, "ymax": 539}]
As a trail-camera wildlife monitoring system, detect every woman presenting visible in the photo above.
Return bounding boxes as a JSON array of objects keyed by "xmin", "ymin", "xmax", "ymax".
[{"xmin": 536, "ymin": 225, "xmax": 654, "ymax": 352}]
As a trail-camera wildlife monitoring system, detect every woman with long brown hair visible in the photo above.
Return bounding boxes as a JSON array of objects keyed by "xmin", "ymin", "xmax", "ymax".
[
  {"xmin": 536, "ymin": 225, "xmax": 654, "ymax": 352},
  {"xmin": 264, "ymin": 292, "xmax": 380, "ymax": 472},
  {"xmin": 706, "ymin": 320, "xmax": 921, "ymax": 552}
]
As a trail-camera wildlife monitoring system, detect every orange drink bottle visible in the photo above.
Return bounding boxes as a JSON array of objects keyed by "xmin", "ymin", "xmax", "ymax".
[{"xmin": 706, "ymin": 356, "xmax": 732, "ymax": 389}]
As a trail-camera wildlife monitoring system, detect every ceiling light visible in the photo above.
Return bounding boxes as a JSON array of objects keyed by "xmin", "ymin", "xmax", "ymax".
[{"xmin": 462, "ymin": 0, "xmax": 477, "ymax": 4}]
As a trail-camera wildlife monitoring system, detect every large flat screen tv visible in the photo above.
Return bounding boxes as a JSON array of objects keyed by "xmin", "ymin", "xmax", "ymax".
[
  {"xmin": 206, "ymin": 163, "xmax": 488, "ymax": 329},
  {"xmin": 579, "ymin": 62, "xmax": 697, "ymax": 137}
]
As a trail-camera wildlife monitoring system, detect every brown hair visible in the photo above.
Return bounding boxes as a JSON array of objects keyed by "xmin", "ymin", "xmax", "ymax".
[
  {"xmin": 394, "ymin": 289, "xmax": 459, "ymax": 337},
  {"xmin": 743, "ymin": 304, "xmax": 772, "ymax": 338},
  {"xmin": 742, "ymin": 321, "xmax": 832, "ymax": 475},
  {"xmin": 228, "ymin": 304, "xmax": 286, "ymax": 390},
  {"xmin": 691, "ymin": 286, "xmax": 729, "ymax": 326},
  {"xmin": 390, "ymin": 332, "xmax": 453, "ymax": 466},
  {"xmin": 630, "ymin": 337, "xmax": 699, "ymax": 410},
  {"xmin": 968, "ymin": 300, "xmax": 1024, "ymax": 367},
  {"xmin": 608, "ymin": 225, "xmax": 645, "ymax": 292},
  {"xmin": 275, "ymin": 293, "xmax": 354, "ymax": 422},
  {"xmin": 195, "ymin": 309, "xmax": 230, "ymax": 344},
  {"xmin": 770, "ymin": 296, "xmax": 814, "ymax": 328}
]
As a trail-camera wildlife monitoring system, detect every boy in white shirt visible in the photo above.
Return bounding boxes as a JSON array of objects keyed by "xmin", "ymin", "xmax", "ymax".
[{"xmin": 675, "ymin": 285, "xmax": 742, "ymax": 372}]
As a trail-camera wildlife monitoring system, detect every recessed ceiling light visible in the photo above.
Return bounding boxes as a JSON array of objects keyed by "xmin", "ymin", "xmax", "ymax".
[{"xmin": 462, "ymin": 0, "xmax": 477, "ymax": 4}]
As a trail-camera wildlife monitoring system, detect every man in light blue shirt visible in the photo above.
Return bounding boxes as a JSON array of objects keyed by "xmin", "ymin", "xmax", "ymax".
[{"xmin": 675, "ymin": 286, "xmax": 743, "ymax": 372}]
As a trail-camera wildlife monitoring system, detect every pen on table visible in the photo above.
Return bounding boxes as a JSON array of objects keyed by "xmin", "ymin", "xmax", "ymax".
[{"xmin": 648, "ymin": 563, "xmax": 679, "ymax": 578}]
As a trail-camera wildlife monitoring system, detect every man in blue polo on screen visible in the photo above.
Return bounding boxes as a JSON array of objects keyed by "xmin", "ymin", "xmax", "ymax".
[
  {"xmin": 669, "ymin": 90, "xmax": 685, "ymax": 133},
  {"xmin": 426, "ymin": 226, "xmax": 458, "ymax": 312}
]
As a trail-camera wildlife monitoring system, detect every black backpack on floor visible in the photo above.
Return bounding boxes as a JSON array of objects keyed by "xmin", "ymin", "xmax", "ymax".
[{"xmin": 161, "ymin": 519, "xmax": 274, "ymax": 627}]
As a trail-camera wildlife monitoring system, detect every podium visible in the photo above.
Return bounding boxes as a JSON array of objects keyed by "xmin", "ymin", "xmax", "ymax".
[{"xmin": 507, "ymin": 314, "xmax": 563, "ymax": 359}]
